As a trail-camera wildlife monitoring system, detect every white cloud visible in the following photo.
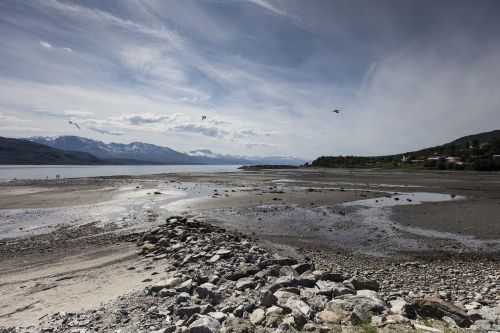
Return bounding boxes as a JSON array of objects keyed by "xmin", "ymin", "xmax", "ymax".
[{"xmin": 40, "ymin": 41, "xmax": 52, "ymax": 49}]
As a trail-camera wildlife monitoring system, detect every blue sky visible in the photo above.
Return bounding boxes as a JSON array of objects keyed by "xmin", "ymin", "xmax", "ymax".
[{"xmin": 1, "ymin": 0, "xmax": 499, "ymax": 158}]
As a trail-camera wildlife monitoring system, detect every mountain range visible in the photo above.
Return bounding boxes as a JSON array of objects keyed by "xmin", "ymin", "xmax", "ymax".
[{"xmin": 18, "ymin": 136, "xmax": 307, "ymax": 165}]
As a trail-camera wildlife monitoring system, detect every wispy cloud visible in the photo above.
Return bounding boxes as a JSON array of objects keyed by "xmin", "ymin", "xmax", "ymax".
[
  {"xmin": 89, "ymin": 127, "xmax": 124, "ymax": 136},
  {"xmin": 1, "ymin": 0, "xmax": 499, "ymax": 158}
]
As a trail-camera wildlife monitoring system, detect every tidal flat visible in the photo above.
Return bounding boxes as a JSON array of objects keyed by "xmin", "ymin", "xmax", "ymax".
[{"xmin": 0, "ymin": 168, "xmax": 498, "ymax": 331}]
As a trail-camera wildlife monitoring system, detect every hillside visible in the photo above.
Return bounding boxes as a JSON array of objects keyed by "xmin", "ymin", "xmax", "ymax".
[
  {"xmin": 312, "ymin": 130, "xmax": 500, "ymax": 171},
  {"xmin": 0, "ymin": 137, "xmax": 104, "ymax": 165}
]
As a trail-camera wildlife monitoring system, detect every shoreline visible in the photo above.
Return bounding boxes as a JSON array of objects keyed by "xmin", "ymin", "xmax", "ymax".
[{"xmin": 0, "ymin": 169, "xmax": 499, "ymax": 330}]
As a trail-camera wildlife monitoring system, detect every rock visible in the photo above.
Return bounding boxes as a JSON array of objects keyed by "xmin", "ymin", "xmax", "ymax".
[
  {"xmin": 274, "ymin": 322, "xmax": 297, "ymax": 332},
  {"xmin": 274, "ymin": 290, "xmax": 299, "ymax": 305},
  {"xmin": 207, "ymin": 311, "xmax": 227, "ymax": 322},
  {"xmin": 177, "ymin": 306, "xmax": 201, "ymax": 318},
  {"xmin": 150, "ymin": 277, "xmax": 184, "ymax": 292},
  {"xmin": 189, "ymin": 315, "xmax": 221, "ymax": 333},
  {"xmin": 285, "ymin": 297, "xmax": 311, "ymax": 318},
  {"xmin": 220, "ymin": 317, "xmax": 256, "ymax": 333},
  {"xmin": 224, "ymin": 267, "xmax": 259, "ymax": 281},
  {"xmin": 316, "ymin": 310, "xmax": 341, "ymax": 324},
  {"xmin": 157, "ymin": 288, "xmax": 178, "ymax": 297},
  {"xmin": 347, "ymin": 277, "xmax": 380, "ymax": 291},
  {"xmin": 266, "ymin": 305, "xmax": 284, "ymax": 316},
  {"xmin": 260, "ymin": 290, "xmax": 278, "ymax": 307},
  {"xmin": 176, "ymin": 279, "xmax": 194, "ymax": 293},
  {"xmin": 295, "ymin": 274, "xmax": 316, "ymax": 288},
  {"xmin": 236, "ymin": 277, "xmax": 257, "ymax": 291},
  {"xmin": 209, "ymin": 254, "xmax": 221, "ymax": 262},
  {"xmin": 195, "ymin": 283, "xmax": 216, "ymax": 299},
  {"xmin": 412, "ymin": 297, "xmax": 472, "ymax": 327},
  {"xmin": 385, "ymin": 314, "xmax": 409, "ymax": 324},
  {"xmin": 249, "ymin": 308, "xmax": 265, "ymax": 325},
  {"xmin": 412, "ymin": 324, "xmax": 443, "ymax": 332},
  {"xmin": 151, "ymin": 327, "xmax": 176, "ymax": 333},
  {"xmin": 389, "ymin": 297, "xmax": 416, "ymax": 319},
  {"xmin": 292, "ymin": 263, "xmax": 313, "ymax": 275},
  {"xmin": 176, "ymin": 292, "xmax": 190, "ymax": 303},
  {"xmin": 318, "ymin": 272, "xmax": 344, "ymax": 283},
  {"xmin": 271, "ymin": 255, "xmax": 298, "ymax": 266},
  {"xmin": 215, "ymin": 249, "xmax": 232, "ymax": 257}
]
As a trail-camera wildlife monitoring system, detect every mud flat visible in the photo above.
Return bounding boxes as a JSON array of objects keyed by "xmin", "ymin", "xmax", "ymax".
[{"xmin": 0, "ymin": 168, "xmax": 498, "ymax": 331}]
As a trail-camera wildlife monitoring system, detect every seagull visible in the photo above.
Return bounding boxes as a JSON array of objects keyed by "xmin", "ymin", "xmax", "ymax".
[
  {"xmin": 201, "ymin": 116, "xmax": 207, "ymax": 120},
  {"xmin": 331, "ymin": 109, "xmax": 340, "ymax": 114},
  {"xmin": 68, "ymin": 120, "xmax": 81, "ymax": 130}
]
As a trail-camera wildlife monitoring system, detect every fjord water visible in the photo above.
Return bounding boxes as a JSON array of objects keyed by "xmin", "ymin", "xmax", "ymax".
[{"xmin": 0, "ymin": 164, "xmax": 241, "ymax": 180}]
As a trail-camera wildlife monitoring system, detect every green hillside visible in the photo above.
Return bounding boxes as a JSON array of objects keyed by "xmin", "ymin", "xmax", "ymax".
[{"xmin": 311, "ymin": 130, "xmax": 500, "ymax": 171}]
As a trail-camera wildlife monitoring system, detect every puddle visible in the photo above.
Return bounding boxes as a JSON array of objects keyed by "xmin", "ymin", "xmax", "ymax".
[{"xmin": 342, "ymin": 192, "xmax": 464, "ymax": 208}]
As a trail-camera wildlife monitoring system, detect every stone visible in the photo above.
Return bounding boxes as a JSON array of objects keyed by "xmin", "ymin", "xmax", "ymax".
[
  {"xmin": 150, "ymin": 277, "xmax": 183, "ymax": 292},
  {"xmin": 177, "ymin": 306, "xmax": 201, "ymax": 318},
  {"xmin": 260, "ymin": 290, "xmax": 278, "ymax": 307},
  {"xmin": 274, "ymin": 322, "xmax": 297, "ymax": 332},
  {"xmin": 412, "ymin": 324, "xmax": 443, "ymax": 332},
  {"xmin": 236, "ymin": 277, "xmax": 256, "ymax": 291},
  {"xmin": 412, "ymin": 297, "xmax": 472, "ymax": 327},
  {"xmin": 274, "ymin": 290, "xmax": 299, "ymax": 305},
  {"xmin": 271, "ymin": 255, "xmax": 298, "ymax": 266},
  {"xmin": 389, "ymin": 297, "xmax": 416, "ymax": 319},
  {"xmin": 347, "ymin": 277, "xmax": 380, "ymax": 291},
  {"xmin": 220, "ymin": 317, "xmax": 256, "ymax": 333},
  {"xmin": 195, "ymin": 283, "xmax": 216, "ymax": 299},
  {"xmin": 316, "ymin": 310, "xmax": 341, "ymax": 324},
  {"xmin": 295, "ymin": 274, "xmax": 316, "ymax": 288},
  {"xmin": 215, "ymin": 249, "xmax": 232, "ymax": 257},
  {"xmin": 175, "ymin": 279, "xmax": 194, "ymax": 293},
  {"xmin": 266, "ymin": 305, "xmax": 284, "ymax": 316},
  {"xmin": 189, "ymin": 315, "xmax": 221, "ymax": 333},
  {"xmin": 207, "ymin": 311, "xmax": 227, "ymax": 322},
  {"xmin": 285, "ymin": 297, "xmax": 311, "ymax": 318},
  {"xmin": 249, "ymin": 308, "xmax": 265, "ymax": 325},
  {"xmin": 319, "ymin": 272, "xmax": 344, "ymax": 282},
  {"xmin": 176, "ymin": 292, "xmax": 190, "ymax": 303},
  {"xmin": 157, "ymin": 288, "xmax": 177, "ymax": 297},
  {"xmin": 385, "ymin": 314, "xmax": 409, "ymax": 324},
  {"xmin": 291, "ymin": 263, "xmax": 313, "ymax": 275},
  {"xmin": 209, "ymin": 255, "xmax": 221, "ymax": 263}
]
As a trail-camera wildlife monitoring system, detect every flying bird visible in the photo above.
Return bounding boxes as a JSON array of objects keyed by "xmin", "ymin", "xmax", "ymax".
[
  {"xmin": 68, "ymin": 121, "xmax": 81, "ymax": 130},
  {"xmin": 331, "ymin": 109, "xmax": 340, "ymax": 114},
  {"xmin": 201, "ymin": 116, "xmax": 207, "ymax": 120}
]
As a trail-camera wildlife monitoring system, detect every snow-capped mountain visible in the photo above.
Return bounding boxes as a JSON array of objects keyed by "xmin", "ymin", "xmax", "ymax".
[
  {"xmin": 29, "ymin": 136, "xmax": 307, "ymax": 165},
  {"xmin": 188, "ymin": 149, "xmax": 309, "ymax": 165},
  {"xmin": 30, "ymin": 136, "xmax": 199, "ymax": 164}
]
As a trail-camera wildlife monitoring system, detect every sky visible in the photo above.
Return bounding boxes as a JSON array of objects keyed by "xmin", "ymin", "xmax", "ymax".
[{"xmin": 1, "ymin": 0, "xmax": 499, "ymax": 159}]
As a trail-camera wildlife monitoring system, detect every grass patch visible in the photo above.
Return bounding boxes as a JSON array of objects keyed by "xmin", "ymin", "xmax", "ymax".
[{"xmin": 361, "ymin": 324, "xmax": 378, "ymax": 333}]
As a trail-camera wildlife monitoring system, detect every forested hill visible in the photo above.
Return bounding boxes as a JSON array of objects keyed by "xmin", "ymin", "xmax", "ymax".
[
  {"xmin": 0, "ymin": 137, "xmax": 104, "ymax": 165},
  {"xmin": 311, "ymin": 130, "xmax": 500, "ymax": 171}
]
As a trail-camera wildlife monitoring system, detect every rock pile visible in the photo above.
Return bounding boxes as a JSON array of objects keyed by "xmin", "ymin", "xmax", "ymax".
[{"xmin": 9, "ymin": 216, "xmax": 500, "ymax": 332}]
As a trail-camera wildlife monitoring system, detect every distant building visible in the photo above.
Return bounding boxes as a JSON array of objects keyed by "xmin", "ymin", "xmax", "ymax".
[
  {"xmin": 446, "ymin": 156, "xmax": 463, "ymax": 165},
  {"xmin": 401, "ymin": 155, "xmax": 408, "ymax": 163},
  {"xmin": 493, "ymin": 155, "xmax": 500, "ymax": 160},
  {"xmin": 427, "ymin": 156, "xmax": 445, "ymax": 161}
]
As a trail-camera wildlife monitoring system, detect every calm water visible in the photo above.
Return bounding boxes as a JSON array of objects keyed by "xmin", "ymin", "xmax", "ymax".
[{"xmin": 0, "ymin": 165, "xmax": 241, "ymax": 180}]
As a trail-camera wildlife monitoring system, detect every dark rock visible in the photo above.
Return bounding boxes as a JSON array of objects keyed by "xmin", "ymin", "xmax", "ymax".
[{"xmin": 412, "ymin": 297, "xmax": 472, "ymax": 327}]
